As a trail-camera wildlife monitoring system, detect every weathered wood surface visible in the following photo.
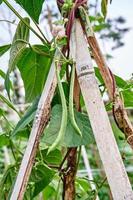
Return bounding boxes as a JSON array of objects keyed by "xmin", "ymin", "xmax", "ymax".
[
  {"xmin": 70, "ymin": 19, "xmax": 133, "ymax": 200},
  {"xmin": 10, "ymin": 55, "xmax": 57, "ymax": 200}
]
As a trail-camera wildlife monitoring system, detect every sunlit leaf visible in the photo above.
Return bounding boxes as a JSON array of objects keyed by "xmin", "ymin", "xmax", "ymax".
[
  {"xmin": 0, "ymin": 134, "xmax": 10, "ymax": 147},
  {"xmin": 0, "ymin": 44, "xmax": 11, "ymax": 57},
  {"xmin": 15, "ymin": 0, "xmax": 45, "ymax": 23},
  {"xmin": 5, "ymin": 18, "xmax": 30, "ymax": 99},
  {"xmin": 122, "ymin": 90, "xmax": 133, "ymax": 108},
  {"xmin": 17, "ymin": 47, "xmax": 52, "ymax": 102}
]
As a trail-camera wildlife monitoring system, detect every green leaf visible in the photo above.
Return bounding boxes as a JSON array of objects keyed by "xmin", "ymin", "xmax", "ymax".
[
  {"xmin": 9, "ymin": 17, "xmax": 30, "ymax": 72},
  {"xmin": 122, "ymin": 90, "xmax": 133, "ymax": 108},
  {"xmin": 32, "ymin": 44, "xmax": 52, "ymax": 57},
  {"xmin": 17, "ymin": 47, "xmax": 52, "ymax": 102},
  {"xmin": 0, "ymin": 69, "xmax": 13, "ymax": 92},
  {"xmin": 5, "ymin": 17, "xmax": 30, "ymax": 99},
  {"xmin": 76, "ymin": 178, "xmax": 91, "ymax": 192},
  {"xmin": 31, "ymin": 164, "xmax": 55, "ymax": 197},
  {"xmin": 42, "ymin": 105, "xmax": 94, "ymax": 147},
  {"xmin": 0, "ymin": 165, "xmax": 17, "ymax": 199},
  {"xmin": 101, "ymin": 0, "xmax": 108, "ymax": 19},
  {"xmin": 0, "ymin": 134, "xmax": 10, "ymax": 147},
  {"xmin": 0, "ymin": 69, "xmax": 7, "ymax": 79},
  {"xmin": 9, "ymin": 18, "xmax": 30, "ymax": 72},
  {"xmin": 40, "ymin": 149, "xmax": 62, "ymax": 165},
  {"xmin": 15, "ymin": 0, "xmax": 45, "ymax": 23},
  {"xmin": 95, "ymin": 67, "xmax": 130, "ymax": 89},
  {"xmin": 11, "ymin": 96, "xmax": 39, "ymax": 137},
  {"xmin": 43, "ymin": 185, "xmax": 56, "ymax": 200},
  {"xmin": 0, "ymin": 44, "xmax": 11, "ymax": 57},
  {"xmin": 0, "ymin": 0, "xmax": 3, "ymax": 5},
  {"xmin": 0, "ymin": 94, "xmax": 19, "ymax": 115}
]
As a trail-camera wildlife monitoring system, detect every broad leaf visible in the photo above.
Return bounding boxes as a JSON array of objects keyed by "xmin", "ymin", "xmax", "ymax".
[
  {"xmin": 0, "ymin": 44, "xmax": 11, "ymax": 57},
  {"xmin": 42, "ymin": 105, "xmax": 94, "ymax": 147},
  {"xmin": 40, "ymin": 149, "xmax": 62, "ymax": 165},
  {"xmin": 17, "ymin": 47, "xmax": 52, "ymax": 102},
  {"xmin": 0, "ymin": 134, "xmax": 10, "ymax": 147},
  {"xmin": 11, "ymin": 96, "xmax": 39, "ymax": 137},
  {"xmin": 15, "ymin": 0, "xmax": 45, "ymax": 23},
  {"xmin": 30, "ymin": 164, "xmax": 55, "ymax": 197},
  {"xmin": 5, "ymin": 17, "xmax": 30, "ymax": 98},
  {"xmin": 0, "ymin": 0, "xmax": 2, "ymax": 5},
  {"xmin": 101, "ymin": 0, "xmax": 108, "ymax": 19},
  {"xmin": 122, "ymin": 90, "xmax": 133, "ymax": 108}
]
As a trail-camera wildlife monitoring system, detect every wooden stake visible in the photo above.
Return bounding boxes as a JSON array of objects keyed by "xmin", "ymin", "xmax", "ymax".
[
  {"xmin": 10, "ymin": 55, "xmax": 57, "ymax": 200},
  {"xmin": 70, "ymin": 19, "xmax": 133, "ymax": 200}
]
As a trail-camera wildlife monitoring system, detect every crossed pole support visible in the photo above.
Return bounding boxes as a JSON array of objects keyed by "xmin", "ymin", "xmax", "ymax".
[{"xmin": 10, "ymin": 19, "xmax": 133, "ymax": 200}]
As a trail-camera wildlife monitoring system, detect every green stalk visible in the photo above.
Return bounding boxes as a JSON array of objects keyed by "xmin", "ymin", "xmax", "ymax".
[{"xmin": 47, "ymin": 62, "xmax": 68, "ymax": 154}]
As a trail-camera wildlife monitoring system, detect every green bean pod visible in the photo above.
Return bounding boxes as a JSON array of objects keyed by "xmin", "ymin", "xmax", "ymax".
[
  {"xmin": 48, "ymin": 63, "xmax": 68, "ymax": 154},
  {"xmin": 69, "ymin": 65, "xmax": 82, "ymax": 137}
]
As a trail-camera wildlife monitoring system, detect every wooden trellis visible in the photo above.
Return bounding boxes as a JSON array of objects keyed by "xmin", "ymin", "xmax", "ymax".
[{"xmin": 10, "ymin": 18, "xmax": 133, "ymax": 200}]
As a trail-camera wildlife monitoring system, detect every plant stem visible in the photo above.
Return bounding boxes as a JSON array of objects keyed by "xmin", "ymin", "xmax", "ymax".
[
  {"xmin": 32, "ymin": 18, "xmax": 50, "ymax": 44},
  {"xmin": 3, "ymin": 0, "xmax": 48, "ymax": 45},
  {"xmin": 62, "ymin": 147, "xmax": 77, "ymax": 200}
]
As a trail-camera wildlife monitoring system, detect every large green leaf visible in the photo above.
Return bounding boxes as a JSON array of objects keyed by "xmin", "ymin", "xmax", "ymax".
[
  {"xmin": 17, "ymin": 47, "xmax": 52, "ymax": 102},
  {"xmin": 5, "ymin": 17, "xmax": 30, "ymax": 98},
  {"xmin": 15, "ymin": 0, "xmax": 45, "ymax": 23},
  {"xmin": 0, "ymin": 0, "xmax": 2, "ymax": 5},
  {"xmin": 11, "ymin": 96, "xmax": 39, "ymax": 137},
  {"xmin": 0, "ymin": 44, "xmax": 11, "ymax": 57},
  {"xmin": 42, "ymin": 105, "xmax": 94, "ymax": 147},
  {"xmin": 30, "ymin": 164, "xmax": 55, "ymax": 197}
]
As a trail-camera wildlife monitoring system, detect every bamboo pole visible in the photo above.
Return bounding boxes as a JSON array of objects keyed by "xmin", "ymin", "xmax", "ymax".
[
  {"xmin": 10, "ymin": 54, "xmax": 57, "ymax": 200},
  {"xmin": 70, "ymin": 19, "xmax": 133, "ymax": 200}
]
